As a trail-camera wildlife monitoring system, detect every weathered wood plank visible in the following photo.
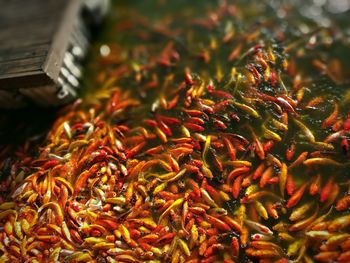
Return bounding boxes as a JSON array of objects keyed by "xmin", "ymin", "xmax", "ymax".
[
  {"xmin": 0, "ymin": 0, "xmax": 81, "ymax": 90},
  {"xmin": 0, "ymin": 0, "xmax": 109, "ymax": 107},
  {"xmin": 0, "ymin": 0, "xmax": 68, "ymax": 26},
  {"xmin": 0, "ymin": 43, "xmax": 49, "ymax": 62},
  {"xmin": 0, "ymin": 56, "xmax": 46, "ymax": 75}
]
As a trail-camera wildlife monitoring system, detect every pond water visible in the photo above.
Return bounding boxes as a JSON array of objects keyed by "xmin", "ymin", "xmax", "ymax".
[{"xmin": 0, "ymin": 0, "xmax": 350, "ymax": 262}]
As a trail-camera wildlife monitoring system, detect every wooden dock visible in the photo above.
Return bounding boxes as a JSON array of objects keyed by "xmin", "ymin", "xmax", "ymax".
[{"xmin": 0, "ymin": 0, "xmax": 85, "ymax": 108}]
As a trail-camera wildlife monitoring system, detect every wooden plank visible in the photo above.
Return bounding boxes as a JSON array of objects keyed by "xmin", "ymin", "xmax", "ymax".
[
  {"xmin": 0, "ymin": 0, "xmax": 67, "ymax": 26},
  {"xmin": 0, "ymin": 0, "xmax": 109, "ymax": 107},
  {"xmin": 43, "ymin": 0, "xmax": 83, "ymax": 83},
  {"xmin": 0, "ymin": 43, "xmax": 49, "ymax": 62},
  {"xmin": 0, "ymin": 0, "xmax": 82, "ymax": 91},
  {"xmin": 0, "ymin": 56, "xmax": 46, "ymax": 76}
]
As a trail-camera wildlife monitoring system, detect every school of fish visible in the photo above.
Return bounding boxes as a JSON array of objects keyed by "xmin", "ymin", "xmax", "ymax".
[{"xmin": 0, "ymin": 1, "xmax": 350, "ymax": 262}]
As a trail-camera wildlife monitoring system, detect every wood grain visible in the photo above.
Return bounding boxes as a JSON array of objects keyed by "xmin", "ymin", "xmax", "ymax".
[{"xmin": 0, "ymin": 0, "xmax": 82, "ymax": 91}]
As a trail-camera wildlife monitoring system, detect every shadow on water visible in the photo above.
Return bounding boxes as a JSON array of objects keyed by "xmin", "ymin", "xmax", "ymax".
[{"xmin": 0, "ymin": 107, "xmax": 61, "ymax": 149}]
